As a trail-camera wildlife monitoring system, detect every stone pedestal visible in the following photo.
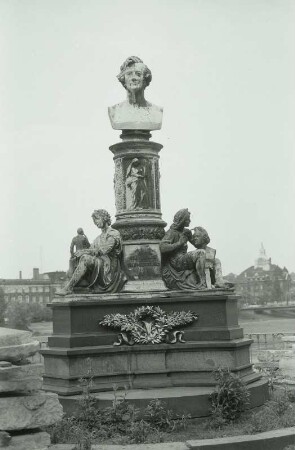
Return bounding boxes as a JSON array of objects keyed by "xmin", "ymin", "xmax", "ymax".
[
  {"xmin": 110, "ymin": 130, "xmax": 167, "ymax": 292},
  {"xmin": 41, "ymin": 291, "xmax": 269, "ymax": 416}
]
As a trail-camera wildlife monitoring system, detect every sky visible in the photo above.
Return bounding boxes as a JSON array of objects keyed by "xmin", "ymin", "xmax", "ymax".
[{"xmin": 0, "ymin": 0, "xmax": 294, "ymax": 279}]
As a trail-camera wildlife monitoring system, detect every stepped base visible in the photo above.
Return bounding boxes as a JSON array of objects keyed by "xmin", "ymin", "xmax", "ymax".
[
  {"xmin": 59, "ymin": 379, "xmax": 269, "ymax": 418},
  {"xmin": 42, "ymin": 290, "xmax": 269, "ymax": 416}
]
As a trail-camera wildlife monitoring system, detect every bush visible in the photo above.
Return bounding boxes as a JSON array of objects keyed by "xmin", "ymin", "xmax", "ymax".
[
  {"xmin": 6, "ymin": 303, "xmax": 33, "ymax": 330},
  {"xmin": 5, "ymin": 302, "xmax": 52, "ymax": 330},
  {"xmin": 245, "ymin": 389, "xmax": 295, "ymax": 434},
  {"xmin": 209, "ymin": 368, "xmax": 250, "ymax": 425},
  {"xmin": 47, "ymin": 370, "xmax": 189, "ymax": 448},
  {"xmin": 0, "ymin": 287, "xmax": 6, "ymax": 326}
]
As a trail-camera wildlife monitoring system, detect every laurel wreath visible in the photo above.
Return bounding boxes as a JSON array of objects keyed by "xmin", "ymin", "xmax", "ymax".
[{"xmin": 99, "ymin": 305, "xmax": 198, "ymax": 345}]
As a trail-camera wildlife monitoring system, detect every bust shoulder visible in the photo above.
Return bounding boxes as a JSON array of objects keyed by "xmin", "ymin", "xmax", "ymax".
[{"xmin": 108, "ymin": 101, "xmax": 163, "ymax": 131}]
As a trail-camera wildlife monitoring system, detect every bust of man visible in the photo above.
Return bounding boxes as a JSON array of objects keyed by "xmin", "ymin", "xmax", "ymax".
[{"xmin": 108, "ymin": 56, "xmax": 163, "ymax": 131}]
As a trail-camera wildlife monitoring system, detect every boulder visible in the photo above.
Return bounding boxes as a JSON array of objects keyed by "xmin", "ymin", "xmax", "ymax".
[
  {"xmin": 0, "ymin": 392, "xmax": 63, "ymax": 431},
  {"xmin": 0, "ymin": 361, "xmax": 43, "ymax": 393},
  {"xmin": 0, "ymin": 328, "xmax": 40, "ymax": 363},
  {"xmin": 6, "ymin": 431, "xmax": 51, "ymax": 449}
]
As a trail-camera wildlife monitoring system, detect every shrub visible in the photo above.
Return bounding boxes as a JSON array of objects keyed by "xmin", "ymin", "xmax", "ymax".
[
  {"xmin": 5, "ymin": 302, "xmax": 52, "ymax": 330},
  {"xmin": 0, "ymin": 287, "xmax": 6, "ymax": 326},
  {"xmin": 6, "ymin": 303, "xmax": 33, "ymax": 330},
  {"xmin": 245, "ymin": 389, "xmax": 295, "ymax": 434},
  {"xmin": 209, "ymin": 368, "xmax": 250, "ymax": 424},
  {"xmin": 47, "ymin": 378, "xmax": 189, "ymax": 447}
]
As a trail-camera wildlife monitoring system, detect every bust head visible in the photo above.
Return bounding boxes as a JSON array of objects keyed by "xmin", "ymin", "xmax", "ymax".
[
  {"xmin": 109, "ymin": 56, "xmax": 162, "ymax": 130},
  {"xmin": 192, "ymin": 226, "xmax": 210, "ymax": 248},
  {"xmin": 91, "ymin": 209, "xmax": 111, "ymax": 229},
  {"xmin": 117, "ymin": 56, "xmax": 152, "ymax": 93},
  {"xmin": 77, "ymin": 227, "xmax": 84, "ymax": 235},
  {"xmin": 172, "ymin": 209, "xmax": 191, "ymax": 229}
]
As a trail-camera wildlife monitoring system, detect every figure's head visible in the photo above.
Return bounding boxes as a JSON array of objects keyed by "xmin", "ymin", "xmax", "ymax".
[
  {"xmin": 117, "ymin": 56, "xmax": 152, "ymax": 92},
  {"xmin": 91, "ymin": 209, "xmax": 111, "ymax": 228},
  {"xmin": 131, "ymin": 158, "xmax": 140, "ymax": 166},
  {"xmin": 192, "ymin": 226, "xmax": 210, "ymax": 247},
  {"xmin": 173, "ymin": 208, "xmax": 191, "ymax": 229},
  {"xmin": 77, "ymin": 227, "xmax": 84, "ymax": 235}
]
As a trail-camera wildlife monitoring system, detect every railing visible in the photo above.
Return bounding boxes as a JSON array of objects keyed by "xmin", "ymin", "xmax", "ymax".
[{"xmin": 245, "ymin": 332, "xmax": 295, "ymax": 350}]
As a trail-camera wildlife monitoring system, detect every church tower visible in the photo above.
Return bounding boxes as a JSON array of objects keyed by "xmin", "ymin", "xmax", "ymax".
[{"xmin": 254, "ymin": 243, "xmax": 271, "ymax": 271}]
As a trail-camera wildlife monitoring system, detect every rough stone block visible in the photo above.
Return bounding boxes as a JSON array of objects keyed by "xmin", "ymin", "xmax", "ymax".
[
  {"xmin": 0, "ymin": 362, "xmax": 43, "ymax": 393},
  {"xmin": 0, "ymin": 327, "xmax": 40, "ymax": 362},
  {"xmin": 186, "ymin": 426, "xmax": 295, "ymax": 449},
  {"xmin": 49, "ymin": 445, "xmax": 77, "ymax": 450},
  {"xmin": 7, "ymin": 431, "xmax": 51, "ymax": 449},
  {"xmin": 91, "ymin": 444, "xmax": 188, "ymax": 450},
  {"xmin": 0, "ymin": 392, "xmax": 63, "ymax": 431}
]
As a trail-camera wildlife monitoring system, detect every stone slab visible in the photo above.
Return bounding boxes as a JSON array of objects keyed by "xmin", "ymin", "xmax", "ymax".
[
  {"xmin": 92, "ymin": 444, "xmax": 187, "ymax": 450},
  {"xmin": 0, "ymin": 392, "xmax": 63, "ymax": 431},
  {"xmin": 92, "ymin": 442, "xmax": 188, "ymax": 450},
  {"xmin": 42, "ymin": 339, "xmax": 254, "ymax": 395},
  {"xmin": 186, "ymin": 426, "xmax": 295, "ymax": 449},
  {"xmin": 0, "ymin": 362, "xmax": 43, "ymax": 393},
  {"xmin": 49, "ymin": 445, "xmax": 77, "ymax": 450},
  {"xmin": 0, "ymin": 327, "xmax": 40, "ymax": 362},
  {"xmin": 59, "ymin": 379, "xmax": 268, "ymax": 418},
  {"xmin": 0, "ymin": 328, "xmax": 34, "ymax": 347},
  {"xmin": 7, "ymin": 431, "xmax": 51, "ymax": 450}
]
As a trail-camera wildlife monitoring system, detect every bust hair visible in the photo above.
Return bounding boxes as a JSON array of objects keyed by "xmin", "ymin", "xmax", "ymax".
[
  {"xmin": 172, "ymin": 208, "xmax": 190, "ymax": 228},
  {"xmin": 117, "ymin": 56, "xmax": 152, "ymax": 89},
  {"xmin": 92, "ymin": 209, "xmax": 111, "ymax": 226},
  {"xmin": 194, "ymin": 226, "xmax": 210, "ymax": 245}
]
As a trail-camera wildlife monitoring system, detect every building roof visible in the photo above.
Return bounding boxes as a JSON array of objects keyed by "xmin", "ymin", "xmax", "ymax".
[{"xmin": 236, "ymin": 263, "xmax": 289, "ymax": 282}]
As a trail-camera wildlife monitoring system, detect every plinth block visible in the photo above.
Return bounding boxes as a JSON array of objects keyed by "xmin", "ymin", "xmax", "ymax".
[{"xmin": 41, "ymin": 290, "xmax": 263, "ymax": 401}]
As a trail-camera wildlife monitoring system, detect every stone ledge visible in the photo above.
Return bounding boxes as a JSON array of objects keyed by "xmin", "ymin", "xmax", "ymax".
[
  {"xmin": 49, "ymin": 445, "xmax": 78, "ymax": 450},
  {"xmin": 58, "ymin": 380, "xmax": 268, "ymax": 417},
  {"xmin": 42, "ymin": 338, "xmax": 252, "ymax": 356},
  {"xmin": 88, "ymin": 427, "xmax": 295, "ymax": 449},
  {"xmin": 50, "ymin": 290, "xmax": 237, "ymax": 305},
  {"xmin": 91, "ymin": 444, "xmax": 187, "ymax": 450},
  {"xmin": 186, "ymin": 426, "xmax": 295, "ymax": 449}
]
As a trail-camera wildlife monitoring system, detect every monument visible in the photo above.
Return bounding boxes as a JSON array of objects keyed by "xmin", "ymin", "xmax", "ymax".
[{"xmin": 41, "ymin": 56, "xmax": 268, "ymax": 417}]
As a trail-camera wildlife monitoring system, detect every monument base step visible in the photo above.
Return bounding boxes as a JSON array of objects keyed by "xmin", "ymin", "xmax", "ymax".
[{"xmin": 58, "ymin": 378, "xmax": 269, "ymax": 418}]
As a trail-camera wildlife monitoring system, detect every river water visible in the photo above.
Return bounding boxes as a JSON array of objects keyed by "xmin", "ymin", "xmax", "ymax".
[{"xmin": 239, "ymin": 312, "xmax": 295, "ymax": 335}]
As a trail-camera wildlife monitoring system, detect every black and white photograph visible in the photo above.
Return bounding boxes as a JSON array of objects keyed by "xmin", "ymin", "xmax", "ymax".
[{"xmin": 0, "ymin": 1, "xmax": 294, "ymax": 448}]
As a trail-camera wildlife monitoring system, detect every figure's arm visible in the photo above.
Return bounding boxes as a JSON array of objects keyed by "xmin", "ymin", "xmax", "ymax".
[
  {"xmin": 94, "ymin": 236, "xmax": 116, "ymax": 256},
  {"xmin": 84, "ymin": 236, "xmax": 91, "ymax": 249},
  {"xmin": 75, "ymin": 244, "xmax": 96, "ymax": 258},
  {"xmin": 160, "ymin": 231, "xmax": 187, "ymax": 254},
  {"xmin": 70, "ymin": 239, "xmax": 75, "ymax": 257}
]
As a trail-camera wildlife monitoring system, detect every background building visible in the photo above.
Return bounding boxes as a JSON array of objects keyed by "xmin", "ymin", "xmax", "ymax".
[
  {"xmin": 233, "ymin": 244, "xmax": 291, "ymax": 305},
  {"xmin": 0, "ymin": 268, "xmax": 67, "ymax": 305}
]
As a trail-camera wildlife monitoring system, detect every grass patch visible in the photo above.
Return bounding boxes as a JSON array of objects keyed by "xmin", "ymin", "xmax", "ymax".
[
  {"xmin": 46, "ymin": 386, "xmax": 295, "ymax": 449},
  {"xmin": 45, "ymin": 362, "xmax": 295, "ymax": 449}
]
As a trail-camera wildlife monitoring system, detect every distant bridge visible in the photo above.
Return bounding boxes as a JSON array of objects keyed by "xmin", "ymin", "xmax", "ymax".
[{"xmin": 240, "ymin": 304, "xmax": 295, "ymax": 317}]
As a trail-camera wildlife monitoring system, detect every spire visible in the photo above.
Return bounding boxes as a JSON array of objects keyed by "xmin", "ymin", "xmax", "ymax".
[
  {"xmin": 255, "ymin": 243, "xmax": 270, "ymax": 271},
  {"xmin": 259, "ymin": 243, "xmax": 266, "ymax": 257}
]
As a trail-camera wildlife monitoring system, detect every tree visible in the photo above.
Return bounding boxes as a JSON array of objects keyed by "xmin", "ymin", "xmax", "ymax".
[
  {"xmin": 271, "ymin": 279, "xmax": 283, "ymax": 303},
  {"xmin": 6, "ymin": 303, "xmax": 33, "ymax": 330},
  {"xmin": 0, "ymin": 287, "xmax": 6, "ymax": 326}
]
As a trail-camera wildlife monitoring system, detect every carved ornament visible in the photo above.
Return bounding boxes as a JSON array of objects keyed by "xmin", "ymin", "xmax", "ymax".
[
  {"xmin": 118, "ymin": 225, "xmax": 165, "ymax": 241},
  {"xmin": 99, "ymin": 305, "xmax": 198, "ymax": 345}
]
